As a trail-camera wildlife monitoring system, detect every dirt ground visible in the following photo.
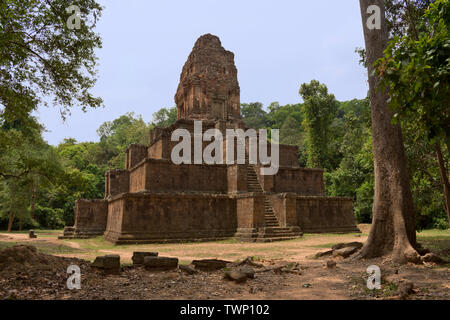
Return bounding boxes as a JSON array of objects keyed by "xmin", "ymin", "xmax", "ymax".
[{"xmin": 0, "ymin": 225, "xmax": 448, "ymax": 300}]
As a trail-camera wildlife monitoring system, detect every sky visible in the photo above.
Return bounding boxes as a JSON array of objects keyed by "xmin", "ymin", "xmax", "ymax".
[{"xmin": 36, "ymin": 0, "xmax": 369, "ymax": 146}]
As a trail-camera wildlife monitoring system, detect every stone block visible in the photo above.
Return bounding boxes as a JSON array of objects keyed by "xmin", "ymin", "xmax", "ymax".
[
  {"xmin": 144, "ymin": 256, "xmax": 178, "ymax": 270},
  {"xmin": 192, "ymin": 259, "xmax": 231, "ymax": 271},
  {"xmin": 28, "ymin": 230, "xmax": 37, "ymax": 239},
  {"xmin": 91, "ymin": 254, "xmax": 121, "ymax": 274},
  {"xmin": 132, "ymin": 252, "xmax": 158, "ymax": 265}
]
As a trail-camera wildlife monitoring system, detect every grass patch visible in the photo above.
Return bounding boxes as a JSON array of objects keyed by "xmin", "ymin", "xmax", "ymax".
[
  {"xmin": 416, "ymin": 229, "xmax": 450, "ymax": 262},
  {"xmin": 0, "ymin": 240, "xmax": 81, "ymax": 255},
  {"xmin": 307, "ymin": 243, "xmax": 337, "ymax": 249},
  {"xmin": 0, "ymin": 229, "xmax": 63, "ymax": 235}
]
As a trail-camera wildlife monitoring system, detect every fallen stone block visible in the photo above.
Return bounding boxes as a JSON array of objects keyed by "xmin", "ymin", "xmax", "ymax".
[
  {"xmin": 91, "ymin": 254, "xmax": 121, "ymax": 274},
  {"xmin": 144, "ymin": 256, "xmax": 178, "ymax": 270},
  {"xmin": 314, "ymin": 250, "xmax": 333, "ymax": 259},
  {"xmin": 331, "ymin": 242, "xmax": 363, "ymax": 251},
  {"xmin": 239, "ymin": 266, "xmax": 255, "ymax": 279},
  {"xmin": 179, "ymin": 265, "xmax": 198, "ymax": 275},
  {"xmin": 224, "ymin": 270, "xmax": 248, "ymax": 283},
  {"xmin": 326, "ymin": 260, "xmax": 337, "ymax": 268},
  {"xmin": 28, "ymin": 230, "xmax": 37, "ymax": 239},
  {"xmin": 332, "ymin": 246, "xmax": 360, "ymax": 258},
  {"xmin": 192, "ymin": 259, "xmax": 231, "ymax": 271},
  {"xmin": 132, "ymin": 252, "xmax": 158, "ymax": 265},
  {"xmin": 421, "ymin": 253, "xmax": 445, "ymax": 264}
]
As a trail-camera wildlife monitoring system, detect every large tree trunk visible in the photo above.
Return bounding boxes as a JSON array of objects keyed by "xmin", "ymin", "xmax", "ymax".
[
  {"xmin": 435, "ymin": 143, "xmax": 450, "ymax": 223},
  {"xmin": 358, "ymin": 0, "xmax": 420, "ymax": 264}
]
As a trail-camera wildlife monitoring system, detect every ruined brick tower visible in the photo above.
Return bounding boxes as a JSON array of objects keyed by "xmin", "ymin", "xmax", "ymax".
[
  {"xmin": 175, "ymin": 34, "xmax": 241, "ymax": 122},
  {"xmin": 60, "ymin": 34, "xmax": 360, "ymax": 244}
]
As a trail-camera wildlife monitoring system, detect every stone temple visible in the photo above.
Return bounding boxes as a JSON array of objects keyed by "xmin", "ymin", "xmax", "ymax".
[{"xmin": 61, "ymin": 34, "xmax": 359, "ymax": 244}]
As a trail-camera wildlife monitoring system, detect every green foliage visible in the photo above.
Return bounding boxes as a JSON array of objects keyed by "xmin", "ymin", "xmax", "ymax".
[
  {"xmin": 0, "ymin": 0, "xmax": 103, "ymax": 123},
  {"xmin": 241, "ymin": 102, "xmax": 268, "ymax": 129},
  {"xmin": 299, "ymin": 80, "xmax": 339, "ymax": 169},
  {"xmin": 324, "ymin": 98, "xmax": 374, "ymax": 222},
  {"xmin": 96, "ymin": 112, "xmax": 150, "ymax": 168},
  {"xmin": 377, "ymin": 0, "xmax": 450, "ymax": 143},
  {"xmin": 150, "ymin": 107, "xmax": 177, "ymax": 128},
  {"xmin": 433, "ymin": 216, "xmax": 449, "ymax": 230},
  {"xmin": 34, "ymin": 205, "xmax": 65, "ymax": 229}
]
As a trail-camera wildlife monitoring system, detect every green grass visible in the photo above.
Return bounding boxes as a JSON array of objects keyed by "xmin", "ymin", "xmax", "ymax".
[
  {"xmin": 0, "ymin": 240, "xmax": 81, "ymax": 255},
  {"xmin": 417, "ymin": 229, "xmax": 450, "ymax": 238},
  {"xmin": 307, "ymin": 243, "xmax": 338, "ymax": 249},
  {"xmin": 0, "ymin": 229, "xmax": 63, "ymax": 235}
]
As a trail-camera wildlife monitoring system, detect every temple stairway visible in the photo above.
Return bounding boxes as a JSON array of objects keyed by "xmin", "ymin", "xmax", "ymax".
[{"xmin": 245, "ymin": 165, "xmax": 302, "ymax": 242}]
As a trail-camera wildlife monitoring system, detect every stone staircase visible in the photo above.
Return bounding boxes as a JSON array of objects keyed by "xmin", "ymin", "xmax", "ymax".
[{"xmin": 245, "ymin": 165, "xmax": 302, "ymax": 242}]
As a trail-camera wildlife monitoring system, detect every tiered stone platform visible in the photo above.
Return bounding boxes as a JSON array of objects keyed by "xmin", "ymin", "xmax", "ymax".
[{"xmin": 61, "ymin": 34, "xmax": 359, "ymax": 244}]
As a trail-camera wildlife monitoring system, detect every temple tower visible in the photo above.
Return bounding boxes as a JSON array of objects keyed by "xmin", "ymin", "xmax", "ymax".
[{"xmin": 175, "ymin": 34, "xmax": 241, "ymax": 122}]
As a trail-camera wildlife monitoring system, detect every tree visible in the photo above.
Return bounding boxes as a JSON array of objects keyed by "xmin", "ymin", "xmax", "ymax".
[
  {"xmin": 96, "ymin": 113, "xmax": 150, "ymax": 168},
  {"xmin": 0, "ymin": 0, "xmax": 104, "ymax": 220},
  {"xmin": 376, "ymin": 0, "xmax": 450, "ymax": 223},
  {"xmin": 0, "ymin": 0, "xmax": 103, "ymax": 123},
  {"xmin": 0, "ymin": 116, "xmax": 65, "ymax": 231},
  {"xmin": 326, "ymin": 98, "xmax": 374, "ymax": 222},
  {"xmin": 240, "ymin": 102, "xmax": 268, "ymax": 129},
  {"xmin": 299, "ymin": 80, "xmax": 338, "ymax": 169},
  {"xmin": 357, "ymin": 0, "xmax": 420, "ymax": 263},
  {"xmin": 151, "ymin": 107, "xmax": 177, "ymax": 128}
]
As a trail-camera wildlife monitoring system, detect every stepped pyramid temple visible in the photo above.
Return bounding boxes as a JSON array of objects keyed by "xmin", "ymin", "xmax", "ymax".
[{"xmin": 61, "ymin": 34, "xmax": 359, "ymax": 244}]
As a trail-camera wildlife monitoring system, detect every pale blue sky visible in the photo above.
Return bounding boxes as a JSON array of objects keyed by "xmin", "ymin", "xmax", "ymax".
[{"xmin": 36, "ymin": 0, "xmax": 368, "ymax": 145}]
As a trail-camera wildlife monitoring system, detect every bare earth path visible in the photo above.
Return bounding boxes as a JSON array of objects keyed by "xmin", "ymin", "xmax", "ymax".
[{"xmin": 0, "ymin": 225, "xmax": 448, "ymax": 300}]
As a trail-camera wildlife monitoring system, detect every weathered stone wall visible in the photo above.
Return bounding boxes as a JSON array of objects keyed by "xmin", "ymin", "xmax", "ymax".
[
  {"xmin": 227, "ymin": 164, "xmax": 247, "ymax": 194},
  {"xmin": 295, "ymin": 196, "xmax": 360, "ymax": 233},
  {"xmin": 147, "ymin": 119, "xmax": 299, "ymax": 168},
  {"xmin": 273, "ymin": 168, "xmax": 325, "ymax": 195},
  {"xmin": 129, "ymin": 163, "xmax": 146, "ymax": 193},
  {"xmin": 235, "ymin": 193, "xmax": 265, "ymax": 229},
  {"xmin": 269, "ymin": 194, "xmax": 297, "ymax": 227},
  {"xmin": 73, "ymin": 199, "xmax": 108, "ymax": 236},
  {"xmin": 175, "ymin": 34, "xmax": 240, "ymax": 122},
  {"xmin": 148, "ymin": 139, "xmax": 163, "ymax": 159},
  {"xmin": 125, "ymin": 144, "xmax": 148, "ymax": 169},
  {"xmin": 104, "ymin": 193, "xmax": 237, "ymax": 244},
  {"xmin": 141, "ymin": 159, "xmax": 228, "ymax": 193},
  {"xmin": 254, "ymin": 167, "xmax": 324, "ymax": 195},
  {"xmin": 278, "ymin": 145, "xmax": 299, "ymax": 168},
  {"xmin": 105, "ymin": 170, "xmax": 129, "ymax": 197}
]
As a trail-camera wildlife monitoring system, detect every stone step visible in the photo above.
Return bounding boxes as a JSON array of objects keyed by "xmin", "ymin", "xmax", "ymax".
[
  {"xmin": 263, "ymin": 229, "xmax": 298, "ymax": 235},
  {"xmin": 264, "ymin": 227, "xmax": 296, "ymax": 231},
  {"xmin": 255, "ymin": 236, "xmax": 300, "ymax": 243}
]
